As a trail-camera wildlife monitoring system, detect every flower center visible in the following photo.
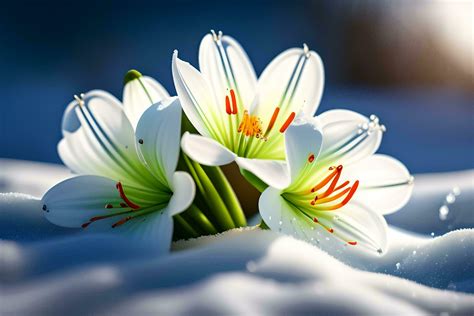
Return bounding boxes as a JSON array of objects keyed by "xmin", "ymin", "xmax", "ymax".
[
  {"xmin": 80, "ymin": 182, "xmax": 167, "ymax": 229},
  {"xmin": 283, "ymin": 163, "xmax": 360, "ymax": 246},
  {"xmin": 224, "ymin": 89, "xmax": 296, "ymax": 155}
]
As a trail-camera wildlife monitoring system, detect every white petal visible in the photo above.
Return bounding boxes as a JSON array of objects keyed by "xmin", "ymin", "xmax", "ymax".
[
  {"xmin": 317, "ymin": 109, "xmax": 383, "ymax": 165},
  {"xmin": 42, "ymin": 175, "xmax": 120, "ymax": 228},
  {"xmin": 199, "ymin": 32, "xmax": 257, "ymax": 112},
  {"xmin": 344, "ymin": 154, "xmax": 414, "ymax": 215},
  {"xmin": 284, "ymin": 115, "xmax": 323, "ymax": 182},
  {"xmin": 42, "ymin": 175, "xmax": 173, "ymax": 253},
  {"xmin": 331, "ymin": 202, "xmax": 389, "ymax": 253},
  {"xmin": 250, "ymin": 47, "xmax": 324, "ymax": 136},
  {"xmin": 168, "ymin": 171, "xmax": 195, "ymax": 216},
  {"xmin": 123, "ymin": 71, "xmax": 170, "ymax": 129},
  {"xmin": 172, "ymin": 51, "xmax": 221, "ymax": 139},
  {"xmin": 181, "ymin": 132, "xmax": 236, "ymax": 166},
  {"xmin": 236, "ymin": 157, "xmax": 290, "ymax": 190},
  {"xmin": 135, "ymin": 97, "xmax": 182, "ymax": 186},
  {"xmin": 59, "ymin": 90, "xmax": 154, "ymax": 187},
  {"xmin": 259, "ymin": 187, "xmax": 388, "ymax": 254}
]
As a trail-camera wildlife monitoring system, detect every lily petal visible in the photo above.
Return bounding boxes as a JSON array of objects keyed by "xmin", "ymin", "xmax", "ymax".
[
  {"xmin": 135, "ymin": 97, "xmax": 182, "ymax": 186},
  {"xmin": 285, "ymin": 115, "xmax": 323, "ymax": 182},
  {"xmin": 168, "ymin": 171, "xmax": 195, "ymax": 216},
  {"xmin": 172, "ymin": 51, "xmax": 224, "ymax": 141},
  {"xmin": 123, "ymin": 70, "xmax": 170, "ymax": 129},
  {"xmin": 58, "ymin": 90, "xmax": 154, "ymax": 187},
  {"xmin": 236, "ymin": 157, "xmax": 290, "ymax": 190},
  {"xmin": 317, "ymin": 109, "xmax": 383, "ymax": 166},
  {"xmin": 42, "ymin": 175, "xmax": 173, "ymax": 253},
  {"xmin": 259, "ymin": 187, "xmax": 388, "ymax": 254},
  {"xmin": 181, "ymin": 132, "xmax": 236, "ymax": 166},
  {"xmin": 250, "ymin": 46, "xmax": 324, "ymax": 135},
  {"xmin": 199, "ymin": 32, "xmax": 257, "ymax": 113},
  {"xmin": 344, "ymin": 154, "xmax": 414, "ymax": 215}
]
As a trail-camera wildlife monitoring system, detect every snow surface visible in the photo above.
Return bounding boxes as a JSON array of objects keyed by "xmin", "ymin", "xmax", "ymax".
[{"xmin": 1, "ymin": 159, "xmax": 473, "ymax": 315}]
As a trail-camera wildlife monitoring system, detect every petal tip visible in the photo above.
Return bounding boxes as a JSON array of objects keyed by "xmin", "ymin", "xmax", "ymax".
[{"xmin": 123, "ymin": 69, "xmax": 142, "ymax": 85}]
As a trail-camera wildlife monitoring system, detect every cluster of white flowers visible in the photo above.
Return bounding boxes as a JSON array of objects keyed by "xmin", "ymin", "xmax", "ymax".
[{"xmin": 42, "ymin": 31, "xmax": 414, "ymax": 256}]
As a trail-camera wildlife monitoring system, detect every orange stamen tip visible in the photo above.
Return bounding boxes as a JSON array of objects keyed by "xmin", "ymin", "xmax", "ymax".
[
  {"xmin": 230, "ymin": 89, "xmax": 238, "ymax": 114},
  {"xmin": 112, "ymin": 216, "xmax": 132, "ymax": 228},
  {"xmin": 225, "ymin": 95, "xmax": 231, "ymax": 115},
  {"xmin": 279, "ymin": 112, "xmax": 295, "ymax": 133},
  {"xmin": 337, "ymin": 165, "xmax": 343, "ymax": 170},
  {"xmin": 308, "ymin": 153, "xmax": 315, "ymax": 163},
  {"xmin": 328, "ymin": 228, "xmax": 334, "ymax": 233},
  {"xmin": 348, "ymin": 241, "xmax": 357, "ymax": 246},
  {"xmin": 116, "ymin": 182, "xmax": 141, "ymax": 210},
  {"xmin": 81, "ymin": 222, "xmax": 91, "ymax": 229},
  {"xmin": 313, "ymin": 217, "xmax": 319, "ymax": 223},
  {"xmin": 310, "ymin": 200, "xmax": 316, "ymax": 205}
]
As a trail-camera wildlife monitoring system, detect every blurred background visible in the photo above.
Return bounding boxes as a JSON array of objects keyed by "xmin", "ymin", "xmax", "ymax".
[{"xmin": 0, "ymin": 0, "xmax": 473, "ymax": 173}]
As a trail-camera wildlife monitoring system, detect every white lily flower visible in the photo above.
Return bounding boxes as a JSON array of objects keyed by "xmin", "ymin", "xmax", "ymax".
[
  {"xmin": 42, "ymin": 71, "xmax": 195, "ymax": 253},
  {"xmin": 173, "ymin": 30, "xmax": 324, "ymax": 189},
  {"xmin": 258, "ymin": 110, "xmax": 414, "ymax": 254}
]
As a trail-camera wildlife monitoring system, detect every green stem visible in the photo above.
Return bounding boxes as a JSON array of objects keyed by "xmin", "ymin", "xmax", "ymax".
[
  {"xmin": 174, "ymin": 214, "xmax": 200, "ymax": 238},
  {"xmin": 186, "ymin": 204, "xmax": 219, "ymax": 235},
  {"xmin": 259, "ymin": 219, "xmax": 270, "ymax": 230},
  {"xmin": 240, "ymin": 168, "xmax": 268, "ymax": 193},
  {"xmin": 183, "ymin": 154, "xmax": 236, "ymax": 230},
  {"xmin": 203, "ymin": 165, "xmax": 247, "ymax": 227}
]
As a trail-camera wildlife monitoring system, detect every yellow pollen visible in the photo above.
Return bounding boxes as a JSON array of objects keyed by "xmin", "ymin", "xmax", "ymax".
[{"xmin": 238, "ymin": 110, "xmax": 265, "ymax": 139}]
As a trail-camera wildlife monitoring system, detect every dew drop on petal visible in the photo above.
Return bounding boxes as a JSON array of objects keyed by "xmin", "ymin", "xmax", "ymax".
[
  {"xmin": 246, "ymin": 261, "xmax": 257, "ymax": 272},
  {"xmin": 445, "ymin": 193, "xmax": 456, "ymax": 204},
  {"xmin": 377, "ymin": 248, "xmax": 383, "ymax": 255},
  {"xmin": 431, "ymin": 232, "xmax": 435, "ymax": 237},
  {"xmin": 412, "ymin": 250, "xmax": 417, "ymax": 255},
  {"xmin": 452, "ymin": 186, "xmax": 461, "ymax": 196},
  {"xmin": 279, "ymin": 220, "xmax": 283, "ymax": 226},
  {"xmin": 396, "ymin": 262, "xmax": 401, "ymax": 270},
  {"xmin": 439, "ymin": 205, "xmax": 449, "ymax": 220},
  {"xmin": 268, "ymin": 216, "xmax": 272, "ymax": 221}
]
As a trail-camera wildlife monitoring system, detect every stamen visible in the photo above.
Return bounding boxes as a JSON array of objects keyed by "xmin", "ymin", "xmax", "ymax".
[
  {"xmin": 348, "ymin": 241, "xmax": 357, "ymax": 246},
  {"xmin": 105, "ymin": 203, "xmax": 113, "ymax": 209},
  {"xmin": 112, "ymin": 216, "xmax": 133, "ymax": 228},
  {"xmin": 279, "ymin": 112, "xmax": 296, "ymax": 133},
  {"xmin": 230, "ymin": 89, "xmax": 238, "ymax": 114},
  {"xmin": 264, "ymin": 107, "xmax": 280, "ymax": 136},
  {"xmin": 116, "ymin": 182, "xmax": 140, "ymax": 209},
  {"xmin": 312, "ymin": 217, "xmax": 334, "ymax": 233},
  {"xmin": 74, "ymin": 94, "xmax": 85, "ymax": 107},
  {"xmin": 225, "ymin": 95, "xmax": 232, "ymax": 115},
  {"xmin": 308, "ymin": 153, "xmax": 315, "ymax": 163},
  {"xmin": 310, "ymin": 165, "xmax": 341, "ymax": 193}
]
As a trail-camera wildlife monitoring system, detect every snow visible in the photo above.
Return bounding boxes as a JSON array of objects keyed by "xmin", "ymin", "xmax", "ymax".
[{"xmin": 1, "ymin": 159, "xmax": 473, "ymax": 315}]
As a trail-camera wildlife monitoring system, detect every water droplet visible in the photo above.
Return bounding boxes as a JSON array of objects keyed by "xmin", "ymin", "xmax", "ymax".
[
  {"xmin": 278, "ymin": 220, "xmax": 283, "ymax": 226},
  {"xmin": 439, "ymin": 205, "xmax": 449, "ymax": 220},
  {"xmin": 431, "ymin": 232, "xmax": 435, "ymax": 237},
  {"xmin": 452, "ymin": 186, "xmax": 461, "ymax": 196},
  {"xmin": 377, "ymin": 248, "xmax": 383, "ymax": 254},
  {"xmin": 361, "ymin": 123, "xmax": 369, "ymax": 130},
  {"xmin": 412, "ymin": 250, "xmax": 417, "ymax": 255},
  {"xmin": 396, "ymin": 262, "xmax": 401, "ymax": 270},
  {"xmin": 268, "ymin": 216, "xmax": 272, "ymax": 221},
  {"xmin": 445, "ymin": 193, "xmax": 456, "ymax": 204},
  {"xmin": 246, "ymin": 261, "xmax": 257, "ymax": 272}
]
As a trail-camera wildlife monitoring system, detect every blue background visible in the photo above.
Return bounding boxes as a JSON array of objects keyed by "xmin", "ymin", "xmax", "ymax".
[{"xmin": 1, "ymin": 0, "xmax": 472, "ymax": 173}]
